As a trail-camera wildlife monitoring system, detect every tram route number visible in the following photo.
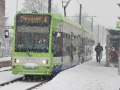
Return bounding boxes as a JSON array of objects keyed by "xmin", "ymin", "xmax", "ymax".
[
  {"xmin": 21, "ymin": 16, "xmax": 48, "ymax": 22},
  {"xmin": 27, "ymin": 58, "xmax": 35, "ymax": 61}
]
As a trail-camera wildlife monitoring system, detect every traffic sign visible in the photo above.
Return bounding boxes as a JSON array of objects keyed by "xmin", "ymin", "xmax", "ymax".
[
  {"xmin": 116, "ymin": 22, "xmax": 120, "ymax": 29},
  {"xmin": 116, "ymin": 22, "xmax": 119, "ymax": 26}
]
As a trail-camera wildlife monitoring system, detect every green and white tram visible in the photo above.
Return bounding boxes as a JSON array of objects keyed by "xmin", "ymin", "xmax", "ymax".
[{"xmin": 8, "ymin": 12, "xmax": 94, "ymax": 76}]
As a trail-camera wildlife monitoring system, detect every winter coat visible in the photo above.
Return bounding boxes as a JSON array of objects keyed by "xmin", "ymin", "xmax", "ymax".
[{"xmin": 95, "ymin": 45, "xmax": 103, "ymax": 54}]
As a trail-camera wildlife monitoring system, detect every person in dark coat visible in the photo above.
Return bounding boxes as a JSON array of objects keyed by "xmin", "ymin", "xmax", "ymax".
[{"xmin": 95, "ymin": 43, "xmax": 103, "ymax": 63}]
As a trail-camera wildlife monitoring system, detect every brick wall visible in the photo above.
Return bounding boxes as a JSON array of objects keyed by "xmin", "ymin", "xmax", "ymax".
[{"xmin": 0, "ymin": 0, "xmax": 5, "ymax": 46}]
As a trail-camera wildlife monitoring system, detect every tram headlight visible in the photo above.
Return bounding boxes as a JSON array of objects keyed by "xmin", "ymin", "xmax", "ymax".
[
  {"xmin": 16, "ymin": 59, "xmax": 19, "ymax": 63},
  {"xmin": 42, "ymin": 60, "xmax": 46, "ymax": 64}
]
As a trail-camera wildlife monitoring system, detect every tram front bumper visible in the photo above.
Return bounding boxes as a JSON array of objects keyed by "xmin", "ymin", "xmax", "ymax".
[{"xmin": 12, "ymin": 65, "xmax": 52, "ymax": 75}]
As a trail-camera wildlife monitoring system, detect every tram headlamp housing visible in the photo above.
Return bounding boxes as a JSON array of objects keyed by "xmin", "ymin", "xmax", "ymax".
[{"xmin": 42, "ymin": 60, "xmax": 46, "ymax": 64}]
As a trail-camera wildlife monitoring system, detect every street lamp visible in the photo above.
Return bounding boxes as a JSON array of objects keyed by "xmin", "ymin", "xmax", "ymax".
[
  {"xmin": 117, "ymin": 3, "xmax": 120, "ymax": 20},
  {"xmin": 117, "ymin": 3, "xmax": 120, "ymax": 7},
  {"xmin": 76, "ymin": 0, "xmax": 82, "ymax": 25},
  {"xmin": 118, "ymin": 17, "xmax": 120, "ymax": 20}
]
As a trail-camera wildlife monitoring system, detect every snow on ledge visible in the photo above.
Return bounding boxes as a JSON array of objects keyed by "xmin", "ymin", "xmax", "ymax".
[{"xmin": 0, "ymin": 57, "xmax": 11, "ymax": 62}]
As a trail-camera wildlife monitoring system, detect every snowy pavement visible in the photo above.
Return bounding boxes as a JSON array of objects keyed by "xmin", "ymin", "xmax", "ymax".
[{"xmin": 35, "ymin": 55, "xmax": 120, "ymax": 90}]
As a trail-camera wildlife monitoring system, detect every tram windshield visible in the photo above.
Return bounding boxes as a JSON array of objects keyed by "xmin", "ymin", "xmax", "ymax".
[{"xmin": 15, "ymin": 14, "xmax": 51, "ymax": 53}]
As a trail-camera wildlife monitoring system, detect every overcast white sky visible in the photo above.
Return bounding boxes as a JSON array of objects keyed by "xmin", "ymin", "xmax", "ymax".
[{"xmin": 5, "ymin": 0, "xmax": 120, "ymax": 29}]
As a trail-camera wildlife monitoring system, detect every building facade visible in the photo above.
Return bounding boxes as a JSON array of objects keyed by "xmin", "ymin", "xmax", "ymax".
[{"xmin": 0, "ymin": 0, "xmax": 5, "ymax": 48}]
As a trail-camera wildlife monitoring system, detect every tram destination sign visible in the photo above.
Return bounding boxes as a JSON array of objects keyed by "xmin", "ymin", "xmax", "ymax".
[{"xmin": 16, "ymin": 14, "xmax": 51, "ymax": 25}]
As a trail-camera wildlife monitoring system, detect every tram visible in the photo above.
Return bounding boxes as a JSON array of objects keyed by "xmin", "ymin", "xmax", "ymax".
[{"xmin": 6, "ymin": 12, "xmax": 94, "ymax": 76}]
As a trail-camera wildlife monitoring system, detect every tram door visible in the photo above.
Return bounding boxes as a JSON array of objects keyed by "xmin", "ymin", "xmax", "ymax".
[
  {"xmin": 70, "ymin": 32, "xmax": 74, "ymax": 66},
  {"xmin": 70, "ymin": 32, "xmax": 79, "ymax": 66}
]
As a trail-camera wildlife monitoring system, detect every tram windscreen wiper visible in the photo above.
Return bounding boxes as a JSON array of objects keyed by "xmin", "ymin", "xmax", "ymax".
[
  {"xmin": 32, "ymin": 40, "xmax": 35, "ymax": 47},
  {"xmin": 27, "ymin": 52, "xmax": 31, "ymax": 57}
]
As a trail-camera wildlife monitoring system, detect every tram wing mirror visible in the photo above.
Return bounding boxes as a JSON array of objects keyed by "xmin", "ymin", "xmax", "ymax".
[
  {"xmin": 5, "ymin": 30, "xmax": 9, "ymax": 38},
  {"xmin": 57, "ymin": 32, "xmax": 61, "ymax": 37}
]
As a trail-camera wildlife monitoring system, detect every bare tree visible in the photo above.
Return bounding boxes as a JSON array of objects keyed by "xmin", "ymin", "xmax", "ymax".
[
  {"xmin": 21, "ymin": 0, "xmax": 59, "ymax": 13},
  {"xmin": 51, "ymin": 4, "xmax": 60, "ymax": 13}
]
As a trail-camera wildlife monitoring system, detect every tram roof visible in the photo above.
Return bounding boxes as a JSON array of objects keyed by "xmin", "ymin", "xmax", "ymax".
[{"xmin": 51, "ymin": 13, "xmax": 92, "ymax": 34}]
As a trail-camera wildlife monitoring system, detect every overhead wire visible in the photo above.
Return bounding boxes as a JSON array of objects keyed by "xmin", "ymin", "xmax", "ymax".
[
  {"xmin": 82, "ymin": 5, "xmax": 104, "ymax": 27},
  {"xmin": 61, "ymin": 0, "xmax": 104, "ymax": 30}
]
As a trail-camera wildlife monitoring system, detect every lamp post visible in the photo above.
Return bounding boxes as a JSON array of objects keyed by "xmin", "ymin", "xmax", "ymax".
[
  {"xmin": 117, "ymin": 3, "xmax": 120, "ymax": 7},
  {"xmin": 117, "ymin": 3, "xmax": 120, "ymax": 20},
  {"xmin": 76, "ymin": 0, "xmax": 82, "ymax": 25}
]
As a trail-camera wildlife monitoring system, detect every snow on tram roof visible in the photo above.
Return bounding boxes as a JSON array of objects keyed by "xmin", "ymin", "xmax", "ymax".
[{"xmin": 52, "ymin": 13, "xmax": 92, "ymax": 34}]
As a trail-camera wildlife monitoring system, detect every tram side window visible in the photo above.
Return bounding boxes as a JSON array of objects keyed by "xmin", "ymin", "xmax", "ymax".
[
  {"xmin": 82, "ymin": 38, "xmax": 85, "ymax": 46},
  {"xmin": 81, "ymin": 38, "xmax": 85, "ymax": 53},
  {"xmin": 52, "ymin": 32, "xmax": 63, "ymax": 56},
  {"xmin": 63, "ymin": 33, "xmax": 71, "ymax": 56}
]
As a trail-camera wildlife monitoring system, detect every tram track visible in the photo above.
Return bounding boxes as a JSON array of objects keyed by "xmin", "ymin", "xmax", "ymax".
[
  {"xmin": 0, "ymin": 75, "xmax": 52, "ymax": 90},
  {"xmin": 0, "ymin": 77, "xmax": 24, "ymax": 87},
  {"xmin": 26, "ymin": 80, "xmax": 49, "ymax": 90}
]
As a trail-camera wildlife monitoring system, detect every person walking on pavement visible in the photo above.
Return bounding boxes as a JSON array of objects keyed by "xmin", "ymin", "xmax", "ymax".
[{"xmin": 95, "ymin": 43, "xmax": 103, "ymax": 63}]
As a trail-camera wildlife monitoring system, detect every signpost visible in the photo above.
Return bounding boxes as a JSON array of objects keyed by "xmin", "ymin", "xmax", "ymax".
[
  {"xmin": 119, "ymin": 38, "xmax": 120, "ymax": 75},
  {"xmin": 117, "ymin": 3, "xmax": 120, "ymax": 75}
]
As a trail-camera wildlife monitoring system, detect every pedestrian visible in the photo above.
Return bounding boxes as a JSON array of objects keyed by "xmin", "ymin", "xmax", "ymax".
[{"xmin": 95, "ymin": 43, "xmax": 103, "ymax": 63}]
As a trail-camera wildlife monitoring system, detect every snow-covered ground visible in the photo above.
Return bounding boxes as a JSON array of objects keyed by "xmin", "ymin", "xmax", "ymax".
[
  {"xmin": 35, "ymin": 52, "xmax": 120, "ymax": 90},
  {"xmin": 0, "ymin": 50, "xmax": 120, "ymax": 90}
]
